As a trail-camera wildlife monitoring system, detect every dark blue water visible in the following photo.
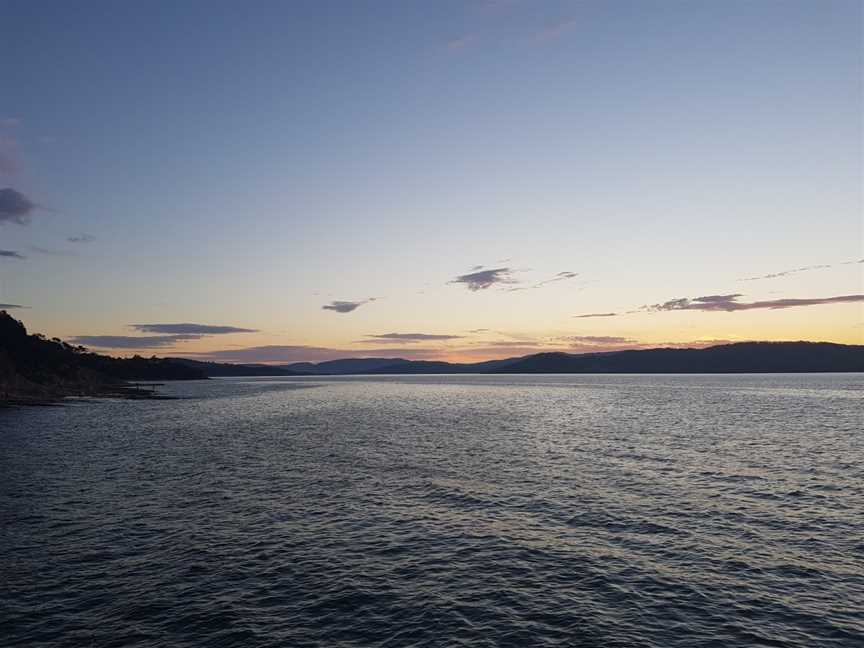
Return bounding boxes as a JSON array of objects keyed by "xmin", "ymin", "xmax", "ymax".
[{"xmin": 2, "ymin": 374, "xmax": 862, "ymax": 647}]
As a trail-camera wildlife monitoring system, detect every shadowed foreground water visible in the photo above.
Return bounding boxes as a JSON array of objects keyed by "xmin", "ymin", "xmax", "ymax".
[{"xmin": 2, "ymin": 374, "xmax": 863, "ymax": 647}]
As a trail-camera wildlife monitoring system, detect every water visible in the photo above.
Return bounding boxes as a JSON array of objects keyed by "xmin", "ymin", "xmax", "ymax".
[{"xmin": 1, "ymin": 374, "xmax": 862, "ymax": 647}]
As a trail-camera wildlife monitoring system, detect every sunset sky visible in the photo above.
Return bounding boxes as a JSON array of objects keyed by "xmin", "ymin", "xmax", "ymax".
[{"xmin": 1, "ymin": 0, "xmax": 862, "ymax": 363}]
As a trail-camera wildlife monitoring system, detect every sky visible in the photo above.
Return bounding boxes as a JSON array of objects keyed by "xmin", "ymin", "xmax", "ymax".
[{"xmin": 1, "ymin": 0, "xmax": 862, "ymax": 364}]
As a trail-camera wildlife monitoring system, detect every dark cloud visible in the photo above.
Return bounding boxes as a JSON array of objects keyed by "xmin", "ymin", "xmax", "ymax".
[
  {"xmin": 131, "ymin": 323, "xmax": 258, "ymax": 335},
  {"xmin": 0, "ymin": 303, "xmax": 27, "ymax": 309},
  {"xmin": 0, "ymin": 188, "xmax": 37, "ymax": 225},
  {"xmin": 322, "ymin": 298, "xmax": 375, "ymax": 313},
  {"xmin": 68, "ymin": 234, "xmax": 96, "ymax": 244},
  {"xmin": 361, "ymin": 332, "xmax": 464, "ymax": 344},
  {"xmin": 70, "ymin": 334, "xmax": 204, "ymax": 349},
  {"xmin": 450, "ymin": 267, "xmax": 515, "ymax": 291},
  {"xmin": 573, "ymin": 312, "xmax": 618, "ymax": 318},
  {"xmin": 647, "ymin": 294, "xmax": 864, "ymax": 313},
  {"xmin": 0, "ymin": 249, "xmax": 25, "ymax": 259}
]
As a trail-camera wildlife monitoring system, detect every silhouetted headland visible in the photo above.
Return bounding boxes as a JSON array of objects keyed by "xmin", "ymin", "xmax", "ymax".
[{"xmin": 0, "ymin": 311, "xmax": 205, "ymax": 405}]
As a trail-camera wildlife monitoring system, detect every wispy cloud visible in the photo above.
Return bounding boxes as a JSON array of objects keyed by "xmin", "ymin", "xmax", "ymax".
[
  {"xmin": 0, "ymin": 303, "xmax": 27, "ymax": 309},
  {"xmin": 0, "ymin": 137, "xmax": 21, "ymax": 176},
  {"xmin": 322, "ymin": 298, "xmax": 376, "ymax": 313},
  {"xmin": 533, "ymin": 271, "xmax": 578, "ymax": 288},
  {"xmin": 740, "ymin": 263, "xmax": 832, "ymax": 281},
  {"xmin": 0, "ymin": 117, "xmax": 20, "ymax": 129},
  {"xmin": 562, "ymin": 335, "xmax": 636, "ymax": 345},
  {"xmin": 30, "ymin": 246, "xmax": 75, "ymax": 257},
  {"xmin": 131, "ymin": 323, "xmax": 258, "ymax": 335},
  {"xmin": 70, "ymin": 334, "xmax": 204, "ymax": 349},
  {"xmin": 573, "ymin": 312, "xmax": 618, "ymax": 318},
  {"xmin": 450, "ymin": 267, "xmax": 515, "ymax": 291},
  {"xmin": 446, "ymin": 35, "xmax": 474, "ymax": 51},
  {"xmin": 647, "ymin": 293, "xmax": 864, "ymax": 313},
  {"xmin": 740, "ymin": 258, "xmax": 863, "ymax": 281},
  {"xmin": 361, "ymin": 332, "xmax": 464, "ymax": 344},
  {"xmin": 0, "ymin": 249, "xmax": 25, "ymax": 260},
  {"xmin": 473, "ymin": 340, "xmax": 545, "ymax": 348},
  {"xmin": 70, "ymin": 323, "xmax": 258, "ymax": 350},
  {"xmin": 506, "ymin": 271, "xmax": 584, "ymax": 292},
  {"xmin": 533, "ymin": 18, "xmax": 578, "ymax": 41},
  {"xmin": 68, "ymin": 234, "xmax": 96, "ymax": 244},
  {"xmin": 0, "ymin": 188, "xmax": 38, "ymax": 225}
]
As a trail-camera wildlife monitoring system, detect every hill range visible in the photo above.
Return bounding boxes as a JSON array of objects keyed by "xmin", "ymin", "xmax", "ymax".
[{"xmin": 172, "ymin": 341, "xmax": 864, "ymax": 375}]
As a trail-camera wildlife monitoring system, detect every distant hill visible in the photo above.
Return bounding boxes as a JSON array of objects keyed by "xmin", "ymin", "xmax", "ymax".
[
  {"xmin": 278, "ymin": 357, "xmax": 525, "ymax": 375},
  {"xmin": 368, "ymin": 357, "xmax": 525, "ymax": 374},
  {"xmin": 310, "ymin": 343, "xmax": 863, "ymax": 374},
  {"xmin": 168, "ymin": 358, "xmax": 306, "ymax": 377},
  {"xmin": 0, "ymin": 311, "xmax": 205, "ymax": 403},
  {"xmin": 280, "ymin": 358, "xmax": 411, "ymax": 374},
  {"xmin": 495, "ymin": 342, "xmax": 864, "ymax": 374}
]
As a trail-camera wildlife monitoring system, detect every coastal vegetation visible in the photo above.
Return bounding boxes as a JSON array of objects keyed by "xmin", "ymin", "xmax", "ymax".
[{"xmin": 0, "ymin": 311, "xmax": 204, "ymax": 405}]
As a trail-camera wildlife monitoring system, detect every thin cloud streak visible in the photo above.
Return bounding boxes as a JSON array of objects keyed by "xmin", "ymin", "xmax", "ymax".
[
  {"xmin": 740, "ymin": 258, "xmax": 863, "ymax": 281},
  {"xmin": 446, "ymin": 35, "xmax": 474, "ymax": 50},
  {"xmin": 573, "ymin": 312, "xmax": 618, "ymax": 318},
  {"xmin": 182, "ymin": 345, "xmax": 443, "ymax": 364},
  {"xmin": 562, "ymin": 335, "xmax": 636, "ymax": 345},
  {"xmin": 647, "ymin": 294, "xmax": 864, "ymax": 313},
  {"xmin": 70, "ymin": 334, "xmax": 204, "ymax": 349},
  {"xmin": 68, "ymin": 234, "xmax": 96, "ymax": 243},
  {"xmin": 533, "ymin": 18, "xmax": 578, "ymax": 41},
  {"xmin": 0, "ymin": 249, "xmax": 25, "ymax": 259},
  {"xmin": 131, "ymin": 323, "xmax": 258, "ymax": 334},
  {"xmin": 31, "ymin": 246, "xmax": 75, "ymax": 257},
  {"xmin": 322, "ymin": 298, "xmax": 376, "ymax": 313},
  {"xmin": 740, "ymin": 263, "xmax": 832, "ymax": 281},
  {"xmin": 533, "ymin": 271, "xmax": 578, "ymax": 288},
  {"xmin": 361, "ymin": 332, "xmax": 464, "ymax": 343},
  {"xmin": 0, "ymin": 303, "xmax": 27, "ymax": 309}
]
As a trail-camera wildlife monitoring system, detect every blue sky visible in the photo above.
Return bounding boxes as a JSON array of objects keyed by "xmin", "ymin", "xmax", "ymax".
[{"xmin": 1, "ymin": 0, "xmax": 861, "ymax": 362}]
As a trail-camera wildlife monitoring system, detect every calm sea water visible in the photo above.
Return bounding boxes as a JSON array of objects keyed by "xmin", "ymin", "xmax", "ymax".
[{"xmin": 1, "ymin": 374, "xmax": 862, "ymax": 647}]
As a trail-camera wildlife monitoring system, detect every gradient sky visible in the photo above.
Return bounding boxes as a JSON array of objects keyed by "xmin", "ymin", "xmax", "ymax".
[{"xmin": 1, "ymin": 0, "xmax": 862, "ymax": 363}]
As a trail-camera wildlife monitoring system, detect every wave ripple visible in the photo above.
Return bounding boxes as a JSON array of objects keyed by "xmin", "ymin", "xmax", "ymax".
[{"xmin": 2, "ymin": 374, "xmax": 863, "ymax": 647}]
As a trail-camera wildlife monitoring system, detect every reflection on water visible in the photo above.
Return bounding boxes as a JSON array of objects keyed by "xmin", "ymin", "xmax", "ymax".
[{"xmin": 2, "ymin": 374, "xmax": 863, "ymax": 647}]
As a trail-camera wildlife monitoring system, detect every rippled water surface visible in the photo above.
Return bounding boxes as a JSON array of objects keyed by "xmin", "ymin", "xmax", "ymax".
[{"xmin": 2, "ymin": 374, "xmax": 863, "ymax": 647}]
